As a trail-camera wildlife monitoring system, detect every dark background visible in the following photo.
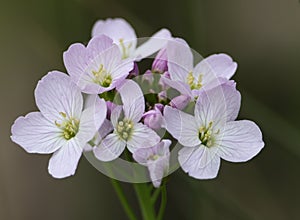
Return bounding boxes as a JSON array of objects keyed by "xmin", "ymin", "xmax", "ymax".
[{"xmin": 1, "ymin": 0, "xmax": 299, "ymax": 219}]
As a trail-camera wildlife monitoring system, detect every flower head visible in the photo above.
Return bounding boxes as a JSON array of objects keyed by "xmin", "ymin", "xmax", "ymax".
[
  {"xmin": 11, "ymin": 71, "xmax": 107, "ymax": 178},
  {"xmin": 63, "ymin": 35, "xmax": 134, "ymax": 94},
  {"xmin": 164, "ymin": 82, "xmax": 264, "ymax": 179},
  {"xmin": 133, "ymin": 140, "xmax": 171, "ymax": 188},
  {"xmin": 91, "ymin": 18, "xmax": 171, "ymax": 60},
  {"xmin": 93, "ymin": 80, "xmax": 160, "ymax": 161},
  {"xmin": 162, "ymin": 38, "xmax": 237, "ymax": 99}
]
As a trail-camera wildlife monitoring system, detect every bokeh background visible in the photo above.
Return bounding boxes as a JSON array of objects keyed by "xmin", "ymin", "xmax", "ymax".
[{"xmin": 1, "ymin": 0, "xmax": 300, "ymax": 219}]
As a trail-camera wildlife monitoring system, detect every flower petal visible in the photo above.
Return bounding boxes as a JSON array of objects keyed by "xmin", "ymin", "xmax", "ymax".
[
  {"xmin": 117, "ymin": 80, "xmax": 144, "ymax": 122},
  {"xmin": 93, "ymin": 133, "xmax": 126, "ymax": 161},
  {"xmin": 194, "ymin": 53, "xmax": 237, "ymax": 85},
  {"xmin": 148, "ymin": 156, "xmax": 169, "ymax": 188},
  {"xmin": 127, "ymin": 123, "xmax": 160, "ymax": 153},
  {"xmin": 76, "ymin": 96, "xmax": 107, "ymax": 144},
  {"xmin": 83, "ymin": 119, "xmax": 113, "ymax": 152},
  {"xmin": 164, "ymin": 106, "xmax": 200, "ymax": 147},
  {"xmin": 91, "ymin": 18, "xmax": 137, "ymax": 56},
  {"xmin": 11, "ymin": 112, "xmax": 65, "ymax": 154},
  {"xmin": 63, "ymin": 43, "xmax": 88, "ymax": 85},
  {"xmin": 111, "ymin": 105, "xmax": 123, "ymax": 128},
  {"xmin": 217, "ymin": 120, "xmax": 264, "ymax": 162},
  {"xmin": 86, "ymin": 35, "xmax": 114, "ymax": 60},
  {"xmin": 48, "ymin": 138, "xmax": 83, "ymax": 178},
  {"xmin": 98, "ymin": 119, "xmax": 114, "ymax": 140},
  {"xmin": 178, "ymin": 146, "xmax": 220, "ymax": 179},
  {"xmin": 134, "ymin": 28, "xmax": 171, "ymax": 60},
  {"xmin": 161, "ymin": 77, "xmax": 192, "ymax": 97},
  {"xmin": 167, "ymin": 38, "xmax": 193, "ymax": 82},
  {"xmin": 35, "ymin": 71, "xmax": 83, "ymax": 122},
  {"xmin": 195, "ymin": 82, "xmax": 241, "ymax": 128}
]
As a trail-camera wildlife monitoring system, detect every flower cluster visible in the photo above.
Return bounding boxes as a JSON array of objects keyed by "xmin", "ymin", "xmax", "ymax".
[{"xmin": 11, "ymin": 18, "xmax": 264, "ymax": 187}]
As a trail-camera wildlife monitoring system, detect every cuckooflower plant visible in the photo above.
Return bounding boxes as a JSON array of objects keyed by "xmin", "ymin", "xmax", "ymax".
[{"xmin": 11, "ymin": 17, "xmax": 265, "ymax": 220}]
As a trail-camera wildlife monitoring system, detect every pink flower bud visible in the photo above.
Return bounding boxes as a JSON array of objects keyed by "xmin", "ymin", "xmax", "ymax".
[
  {"xmin": 159, "ymin": 71, "xmax": 170, "ymax": 90},
  {"xmin": 143, "ymin": 104, "xmax": 165, "ymax": 130},
  {"xmin": 142, "ymin": 70, "xmax": 154, "ymax": 84},
  {"xmin": 152, "ymin": 48, "xmax": 168, "ymax": 73},
  {"xmin": 170, "ymin": 95, "xmax": 190, "ymax": 110},
  {"xmin": 158, "ymin": 90, "xmax": 167, "ymax": 102}
]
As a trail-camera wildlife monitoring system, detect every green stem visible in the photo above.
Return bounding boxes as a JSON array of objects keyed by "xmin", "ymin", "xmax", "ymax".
[
  {"xmin": 157, "ymin": 184, "xmax": 167, "ymax": 220},
  {"xmin": 150, "ymin": 187, "xmax": 161, "ymax": 205},
  {"xmin": 133, "ymin": 183, "xmax": 156, "ymax": 220},
  {"xmin": 110, "ymin": 178, "xmax": 137, "ymax": 220}
]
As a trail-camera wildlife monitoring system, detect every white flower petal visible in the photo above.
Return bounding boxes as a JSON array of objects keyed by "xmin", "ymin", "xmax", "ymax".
[
  {"xmin": 63, "ymin": 43, "xmax": 88, "ymax": 85},
  {"xmin": 164, "ymin": 106, "xmax": 200, "ymax": 147},
  {"xmin": 117, "ymin": 80, "xmax": 145, "ymax": 122},
  {"xmin": 178, "ymin": 146, "xmax": 220, "ymax": 179},
  {"xmin": 111, "ymin": 105, "xmax": 123, "ymax": 128},
  {"xmin": 148, "ymin": 157, "xmax": 169, "ymax": 188},
  {"xmin": 194, "ymin": 53, "xmax": 237, "ymax": 84},
  {"xmin": 76, "ymin": 96, "xmax": 107, "ymax": 144},
  {"xmin": 161, "ymin": 77, "xmax": 192, "ymax": 97},
  {"xmin": 91, "ymin": 18, "xmax": 137, "ymax": 56},
  {"xmin": 167, "ymin": 38, "xmax": 193, "ymax": 82},
  {"xmin": 217, "ymin": 120, "xmax": 264, "ymax": 162},
  {"xmin": 133, "ymin": 28, "xmax": 171, "ymax": 59},
  {"xmin": 195, "ymin": 82, "xmax": 241, "ymax": 128},
  {"xmin": 48, "ymin": 138, "xmax": 83, "ymax": 178},
  {"xmin": 11, "ymin": 112, "xmax": 65, "ymax": 154},
  {"xmin": 93, "ymin": 133, "xmax": 126, "ymax": 161},
  {"xmin": 127, "ymin": 123, "xmax": 160, "ymax": 153},
  {"xmin": 86, "ymin": 35, "xmax": 115, "ymax": 62},
  {"xmin": 98, "ymin": 119, "xmax": 114, "ymax": 140},
  {"xmin": 35, "ymin": 71, "xmax": 83, "ymax": 122}
]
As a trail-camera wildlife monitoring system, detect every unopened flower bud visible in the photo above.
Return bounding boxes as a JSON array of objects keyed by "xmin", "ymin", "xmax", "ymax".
[
  {"xmin": 170, "ymin": 95, "xmax": 190, "ymax": 110},
  {"xmin": 152, "ymin": 48, "xmax": 168, "ymax": 74},
  {"xmin": 143, "ymin": 104, "xmax": 165, "ymax": 130},
  {"xmin": 142, "ymin": 70, "xmax": 154, "ymax": 84}
]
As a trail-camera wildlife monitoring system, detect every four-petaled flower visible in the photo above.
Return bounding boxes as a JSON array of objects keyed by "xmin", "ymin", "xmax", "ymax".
[
  {"xmin": 93, "ymin": 80, "xmax": 160, "ymax": 161},
  {"xmin": 11, "ymin": 71, "xmax": 107, "ymax": 178},
  {"xmin": 164, "ymin": 82, "xmax": 264, "ymax": 179},
  {"xmin": 92, "ymin": 18, "xmax": 171, "ymax": 60},
  {"xmin": 64, "ymin": 35, "xmax": 134, "ymax": 94},
  {"xmin": 133, "ymin": 140, "xmax": 171, "ymax": 188},
  {"xmin": 163, "ymin": 38, "xmax": 237, "ymax": 99}
]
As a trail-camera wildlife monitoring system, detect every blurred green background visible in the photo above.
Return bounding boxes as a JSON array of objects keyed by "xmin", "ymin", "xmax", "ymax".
[{"xmin": 1, "ymin": 0, "xmax": 300, "ymax": 219}]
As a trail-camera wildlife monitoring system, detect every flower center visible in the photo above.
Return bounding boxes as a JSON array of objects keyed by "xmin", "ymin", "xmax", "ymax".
[
  {"xmin": 119, "ymin": 38, "xmax": 132, "ymax": 59},
  {"xmin": 116, "ymin": 119, "xmax": 134, "ymax": 141},
  {"xmin": 187, "ymin": 72, "xmax": 203, "ymax": 90},
  {"xmin": 92, "ymin": 64, "xmax": 112, "ymax": 87},
  {"xmin": 55, "ymin": 112, "xmax": 79, "ymax": 140},
  {"xmin": 198, "ymin": 121, "xmax": 218, "ymax": 148},
  {"xmin": 148, "ymin": 154, "xmax": 159, "ymax": 161}
]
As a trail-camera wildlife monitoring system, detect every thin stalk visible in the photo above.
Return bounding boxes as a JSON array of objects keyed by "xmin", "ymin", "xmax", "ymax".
[
  {"xmin": 157, "ymin": 184, "xmax": 167, "ymax": 220},
  {"xmin": 110, "ymin": 178, "xmax": 137, "ymax": 220},
  {"xmin": 150, "ymin": 187, "xmax": 161, "ymax": 205},
  {"xmin": 133, "ymin": 183, "xmax": 156, "ymax": 220}
]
